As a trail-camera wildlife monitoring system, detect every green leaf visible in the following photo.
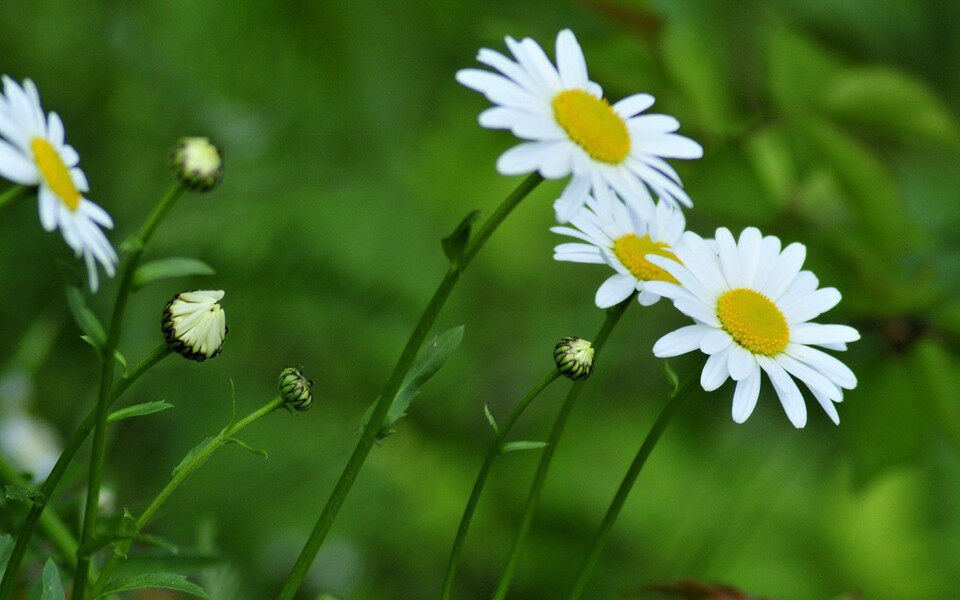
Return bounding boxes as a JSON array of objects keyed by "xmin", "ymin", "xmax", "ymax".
[
  {"xmin": 501, "ymin": 441, "xmax": 548, "ymax": 453},
  {"xmin": 117, "ymin": 551, "xmax": 219, "ymax": 576},
  {"xmin": 108, "ymin": 401, "xmax": 174, "ymax": 424},
  {"xmin": 172, "ymin": 437, "xmax": 216, "ymax": 477},
  {"xmin": 224, "ymin": 438, "xmax": 268, "ymax": 460},
  {"xmin": 65, "ymin": 287, "xmax": 106, "ymax": 349},
  {"xmin": 662, "ymin": 360, "xmax": 680, "ymax": 396},
  {"xmin": 441, "ymin": 210, "xmax": 483, "ymax": 267},
  {"xmin": 483, "ymin": 404, "xmax": 499, "ymax": 436},
  {"xmin": 0, "ymin": 534, "xmax": 13, "ymax": 573},
  {"xmin": 766, "ymin": 25, "xmax": 842, "ymax": 116},
  {"xmin": 132, "ymin": 258, "xmax": 215, "ymax": 290},
  {"xmin": 3, "ymin": 484, "xmax": 42, "ymax": 503},
  {"xmin": 822, "ymin": 66, "xmax": 960, "ymax": 145},
  {"xmin": 40, "ymin": 560, "xmax": 65, "ymax": 600},
  {"xmin": 97, "ymin": 573, "xmax": 209, "ymax": 598}
]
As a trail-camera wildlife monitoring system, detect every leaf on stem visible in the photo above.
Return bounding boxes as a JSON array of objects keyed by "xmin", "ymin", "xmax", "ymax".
[
  {"xmin": 441, "ymin": 210, "xmax": 483, "ymax": 268},
  {"xmin": 97, "ymin": 573, "xmax": 209, "ymax": 598},
  {"xmin": 224, "ymin": 438, "xmax": 268, "ymax": 460},
  {"xmin": 39, "ymin": 559, "xmax": 65, "ymax": 600},
  {"xmin": 662, "ymin": 360, "xmax": 680, "ymax": 395},
  {"xmin": 500, "ymin": 441, "xmax": 548, "ymax": 453},
  {"xmin": 108, "ymin": 401, "xmax": 174, "ymax": 424},
  {"xmin": 65, "ymin": 287, "xmax": 106, "ymax": 349},
  {"xmin": 172, "ymin": 437, "xmax": 216, "ymax": 477},
  {"xmin": 132, "ymin": 258, "xmax": 216, "ymax": 291},
  {"xmin": 483, "ymin": 404, "xmax": 500, "ymax": 436}
]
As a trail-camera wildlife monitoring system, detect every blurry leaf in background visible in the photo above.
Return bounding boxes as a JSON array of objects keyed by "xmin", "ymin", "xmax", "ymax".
[
  {"xmin": 132, "ymin": 257, "xmax": 216, "ymax": 291},
  {"xmin": 65, "ymin": 286, "xmax": 106, "ymax": 349},
  {"xmin": 97, "ymin": 572, "xmax": 208, "ymax": 599},
  {"xmin": 39, "ymin": 560, "xmax": 65, "ymax": 600},
  {"xmin": 108, "ymin": 401, "xmax": 175, "ymax": 424}
]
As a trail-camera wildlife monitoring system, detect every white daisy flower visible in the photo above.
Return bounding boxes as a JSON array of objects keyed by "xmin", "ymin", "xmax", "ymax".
[
  {"xmin": 552, "ymin": 192, "xmax": 686, "ymax": 308},
  {"xmin": 645, "ymin": 227, "xmax": 860, "ymax": 428},
  {"xmin": 0, "ymin": 76, "xmax": 117, "ymax": 291},
  {"xmin": 456, "ymin": 29, "xmax": 702, "ymax": 223},
  {"xmin": 161, "ymin": 290, "xmax": 227, "ymax": 362}
]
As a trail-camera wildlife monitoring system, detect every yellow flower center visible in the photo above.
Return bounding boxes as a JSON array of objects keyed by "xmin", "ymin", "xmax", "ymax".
[
  {"xmin": 551, "ymin": 89, "xmax": 630, "ymax": 164},
  {"xmin": 716, "ymin": 288, "xmax": 789, "ymax": 356},
  {"xmin": 612, "ymin": 233, "xmax": 679, "ymax": 283},
  {"xmin": 31, "ymin": 138, "xmax": 80, "ymax": 211}
]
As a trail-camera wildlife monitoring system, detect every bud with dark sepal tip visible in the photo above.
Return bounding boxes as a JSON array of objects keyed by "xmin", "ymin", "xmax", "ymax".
[
  {"xmin": 170, "ymin": 137, "xmax": 223, "ymax": 192},
  {"xmin": 279, "ymin": 366, "xmax": 314, "ymax": 411},
  {"xmin": 161, "ymin": 290, "xmax": 227, "ymax": 362},
  {"xmin": 553, "ymin": 336, "xmax": 594, "ymax": 380}
]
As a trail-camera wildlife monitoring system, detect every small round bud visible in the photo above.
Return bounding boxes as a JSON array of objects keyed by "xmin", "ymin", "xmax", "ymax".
[
  {"xmin": 162, "ymin": 290, "xmax": 227, "ymax": 362},
  {"xmin": 170, "ymin": 137, "xmax": 223, "ymax": 192},
  {"xmin": 279, "ymin": 366, "xmax": 314, "ymax": 411},
  {"xmin": 553, "ymin": 337, "xmax": 594, "ymax": 380}
]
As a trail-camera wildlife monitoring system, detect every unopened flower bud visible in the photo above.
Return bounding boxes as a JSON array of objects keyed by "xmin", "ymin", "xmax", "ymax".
[
  {"xmin": 279, "ymin": 366, "xmax": 314, "ymax": 411},
  {"xmin": 162, "ymin": 290, "xmax": 227, "ymax": 362},
  {"xmin": 553, "ymin": 336, "xmax": 594, "ymax": 380},
  {"xmin": 171, "ymin": 137, "xmax": 223, "ymax": 192}
]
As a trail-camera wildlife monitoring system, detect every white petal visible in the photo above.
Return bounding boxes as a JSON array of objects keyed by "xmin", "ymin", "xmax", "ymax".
[
  {"xmin": 554, "ymin": 175, "xmax": 591, "ymax": 223},
  {"xmin": 476, "ymin": 48, "xmax": 542, "ymax": 94},
  {"xmin": 70, "ymin": 168, "xmax": 89, "ymax": 193},
  {"xmin": 78, "ymin": 199, "xmax": 113, "ymax": 228},
  {"xmin": 785, "ymin": 343, "xmax": 857, "ymax": 389},
  {"xmin": 60, "ymin": 144, "xmax": 80, "ymax": 167},
  {"xmin": 642, "ymin": 280, "xmax": 685, "ymax": 301},
  {"xmin": 761, "ymin": 242, "xmax": 806, "ymax": 299},
  {"xmin": 555, "ymin": 29, "xmax": 589, "ymax": 88},
  {"xmin": 0, "ymin": 139, "xmax": 39, "ymax": 184},
  {"xmin": 757, "ymin": 356, "xmax": 806, "ymax": 428},
  {"xmin": 701, "ymin": 348, "xmax": 729, "ymax": 392},
  {"xmin": 496, "ymin": 141, "xmax": 551, "ymax": 175},
  {"xmin": 628, "ymin": 114, "xmax": 680, "ymax": 136},
  {"xmin": 595, "ymin": 273, "xmax": 637, "ymax": 308},
  {"xmin": 637, "ymin": 288, "xmax": 661, "ymax": 306},
  {"xmin": 810, "ymin": 387, "xmax": 840, "ymax": 424},
  {"xmin": 714, "ymin": 227, "xmax": 742, "ymax": 288},
  {"xmin": 675, "ymin": 297, "xmax": 721, "ymax": 327},
  {"xmin": 613, "ymin": 93, "xmax": 655, "ymax": 118},
  {"xmin": 781, "ymin": 288, "xmax": 842, "ymax": 324},
  {"xmin": 789, "ymin": 323, "xmax": 860, "ymax": 346},
  {"xmin": 775, "ymin": 270, "xmax": 819, "ymax": 307},
  {"xmin": 37, "ymin": 188, "xmax": 57, "ymax": 231},
  {"xmin": 46, "ymin": 111, "xmax": 65, "ymax": 147},
  {"xmin": 653, "ymin": 324, "xmax": 712, "ymax": 357},
  {"xmin": 727, "ymin": 344, "xmax": 757, "ymax": 381},
  {"xmin": 731, "ymin": 363, "xmax": 762, "ymax": 423},
  {"xmin": 737, "ymin": 227, "xmax": 763, "ymax": 287},
  {"xmin": 633, "ymin": 133, "xmax": 703, "ymax": 159},
  {"xmin": 700, "ymin": 329, "xmax": 733, "ymax": 355},
  {"xmin": 456, "ymin": 69, "xmax": 540, "ymax": 110},
  {"xmin": 647, "ymin": 255, "xmax": 715, "ymax": 305},
  {"xmin": 776, "ymin": 354, "xmax": 842, "ymax": 404}
]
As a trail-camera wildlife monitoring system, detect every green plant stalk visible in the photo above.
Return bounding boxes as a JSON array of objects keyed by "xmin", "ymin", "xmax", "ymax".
[
  {"xmin": 490, "ymin": 296, "xmax": 633, "ymax": 600},
  {"xmin": 0, "ymin": 344, "xmax": 171, "ymax": 600},
  {"xmin": 439, "ymin": 368, "xmax": 560, "ymax": 600},
  {"xmin": 89, "ymin": 395, "xmax": 285, "ymax": 598},
  {"xmin": 565, "ymin": 373, "xmax": 696, "ymax": 600},
  {"xmin": 275, "ymin": 173, "xmax": 543, "ymax": 600},
  {"xmin": 0, "ymin": 185, "xmax": 29, "ymax": 210},
  {"xmin": 74, "ymin": 182, "xmax": 185, "ymax": 600},
  {"xmin": 0, "ymin": 457, "xmax": 78, "ymax": 569}
]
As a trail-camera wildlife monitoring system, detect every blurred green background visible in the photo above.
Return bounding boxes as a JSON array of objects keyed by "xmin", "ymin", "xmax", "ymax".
[{"xmin": 2, "ymin": 0, "xmax": 960, "ymax": 599}]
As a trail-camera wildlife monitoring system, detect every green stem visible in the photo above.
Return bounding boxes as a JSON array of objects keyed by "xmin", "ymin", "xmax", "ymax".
[
  {"xmin": 0, "ymin": 456, "xmax": 77, "ymax": 568},
  {"xmin": 565, "ymin": 372, "xmax": 696, "ymax": 600},
  {"xmin": 439, "ymin": 369, "xmax": 560, "ymax": 600},
  {"xmin": 490, "ymin": 296, "xmax": 633, "ymax": 600},
  {"xmin": 74, "ymin": 183, "xmax": 184, "ymax": 600},
  {"xmin": 275, "ymin": 173, "xmax": 543, "ymax": 600},
  {"xmin": 0, "ymin": 345, "xmax": 171, "ymax": 600},
  {"xmin": 0, "ymin": 186, "xmax": 29, "ymax": 210},
  {"xmin": 89, "ymin": 396, "xmax": 285, "ymax": 598}
]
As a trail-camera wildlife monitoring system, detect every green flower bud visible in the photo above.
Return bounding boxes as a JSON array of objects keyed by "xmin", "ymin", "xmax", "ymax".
[
  {"xmin": 553, "ymin": 336, "xmax": 594, "ymax": 380},
  {"xmin": 279, "ymin": 366, "xmax": 314, "ymax": 411},
  {"xmin": 170, "ymin": 137, "xmax": 223, "ymax": 192},
  {"xmin": 162, "ymin": 290, "xmax": 227, "ymax": 362}
]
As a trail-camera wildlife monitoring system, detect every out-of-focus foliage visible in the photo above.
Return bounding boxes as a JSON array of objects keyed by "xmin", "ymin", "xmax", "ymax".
[{"xmin": 1, "ymin": 0, "xmax": 959, "ymax": 599}]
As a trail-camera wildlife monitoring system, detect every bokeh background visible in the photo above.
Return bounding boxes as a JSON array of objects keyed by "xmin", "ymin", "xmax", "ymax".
[{"xmin": 2, "ymin": 1, "xmax": 960, "ymax": 599}]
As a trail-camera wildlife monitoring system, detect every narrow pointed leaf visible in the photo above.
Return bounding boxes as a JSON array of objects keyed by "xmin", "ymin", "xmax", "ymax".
[
  {"xmin": 132, "ymin": 258, "xmax": 215, "ymax": 290},
  {"xmin": 97, "ymin": 573, "xmax": 208, "ymax": 598},
  {"xmin": 40, "ymin": 560, "xmax": 65, "ymax": 600},
  {"xmin": 108, "ymin": 401, "xmax": 174, "ymax": 424},
  {"xmin": 442, "ymin": 210, "xmax": 483, "ymax": 267},
  {"xmin": 65, "ymin": 287, "xmax": 106, "ymax": 348},
  {"xmin": 501, "ymin": 441, "xmax": 548, "ymax": 453}
]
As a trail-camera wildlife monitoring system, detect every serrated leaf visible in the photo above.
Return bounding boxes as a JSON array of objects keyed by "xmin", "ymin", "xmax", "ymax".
[
  {"xmin": 662, "ymin": 360, "xmax": 680, "ymax": 396},
  {"xmin": 132, "ymin": 257, "xmax": 215, "ymax": 291},
  {"xmin": 501, "ymin": 441, "xmax": 548, "ymax": 453},
  {"xmin": 483, "ymin": 404, "xmax": 499, "ymax": 436},
  {"xmin": 173, "ymin": 437, "xmax": 216, "ymax": 477},
  {"xmin": 108, "ymin": 401, "xmax": 174, "ymax": 424},
  {"xmin": 224, "ymin": 438, "xmax": 268, "ymax": 460},
  {"xmin": 3, "ymin": 484, "xmax": 42, "ymax": 503},
  {"xmin": 65, "ymin": 287, "xmax": 106, "ymax": 349},
  {"xmin": 97, "ymin": 573, "xmax": 208, "ymax": 598},
  {"xmin": 40, "ymin": 560, "xmax": 64, "ymax": 600},
  {"xmin": 441, "ymin": 210, "xmax": 483, "ymax": 267}
]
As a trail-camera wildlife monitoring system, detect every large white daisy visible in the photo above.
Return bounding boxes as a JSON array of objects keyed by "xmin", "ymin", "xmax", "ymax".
[
  {"xmin": 456, "ymin": 29, "xmax": 702, "ymax": 223},
  {"xmin": 552, "ymin": 191, "xmax": 686, "ymax": 308},
  {"xmin": 645, "ymin": 227, "xmax": 859, "ymax": 428},
  {"xmin": 0, "ymin": 76, "xmax": 117, "ymax": 291}
]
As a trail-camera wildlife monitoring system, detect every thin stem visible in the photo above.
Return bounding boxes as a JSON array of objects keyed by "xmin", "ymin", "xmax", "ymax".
[
  {"xmin": 0, "ymin": 345, "xmax": 171, "ymax": 600},
  {"xmin": 0, "ymin": 185, "xmax": 29, "ymax": 210},
  {"xmin": 275, "ymin": 173, "xmax": 543, "ymax": 600},
  {"xmin": 74, "ymin": 182, "xmax": 184, "ymax": 600},
  {"xmin": 490, "ymin": 296, "xmax": 633, "ymax": 600},
  {"xmin": 0, "ymin": 456, "xmax": 78, "ymax": 568},
  {"xmin": 89, "ymin": 396, "xmax": 285, "ymax": 598},
  {"xmin": 439, "ymin": 368, "xmax": 560, "ymax": 600},
  {"xmin": 565, "ymin": 372, "xmax": 697, "ymax": 600}
]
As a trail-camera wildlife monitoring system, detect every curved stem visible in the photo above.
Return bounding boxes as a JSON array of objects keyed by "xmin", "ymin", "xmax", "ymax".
[
  {"xmin": 74, "ymin": 181, "xmax": 184, "ymax": 600},
  {"xmin": 90, "ymin": 396, "xmax": 284, "ymax": 598},
  {"xmin": 439, "ymin": 368, "xmax": 560, "ymax": 600},
  {"xmin": 275, "ymin": 173, "xmax": 543, "ymax": 600},
  {"xmin": 0, "ymin": 185, "xmax": 29, "ymax": 210},
  {"xmin": 490, "ymin": 296, "xmax": 633, "ymax": 600},
  {"xmin": 565, "ymin": 372, "xmax": 696, "ymax": 600},
  {"xmin": 0, "ymin": 345, "xmax": 171, "ymax": 600}
]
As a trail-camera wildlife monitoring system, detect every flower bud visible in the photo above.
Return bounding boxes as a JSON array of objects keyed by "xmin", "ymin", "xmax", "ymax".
[
  {"xmin": 279, "ymin": 366, "xmax": 314, "ymax": 411},
  {"xmin": 162, "ymin": 290, "xmax": 227, "ymax": 362},
  {"xmin": 170, "ymin": 137, "xmax": 223, "ymax": 192},
  {"xmin": 553, "ymin": 336, "xmax": 594, "ymax": 380}
]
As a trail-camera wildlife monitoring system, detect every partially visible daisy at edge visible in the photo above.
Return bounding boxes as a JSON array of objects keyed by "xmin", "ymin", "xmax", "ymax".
[
  {"xmin": 644, "ymin": 227, "xmax": 860, "ymax": 428},
  {"xmin": 0, "ymin": 75, "xmax": 116, "ymax": 291},
  {"xmin": 552, "ymin": 189, "xmax": 686, "ymax": 308},
  {"xmin": 456, "ymin": 28, "xmax": 702, "ymax": 223}
]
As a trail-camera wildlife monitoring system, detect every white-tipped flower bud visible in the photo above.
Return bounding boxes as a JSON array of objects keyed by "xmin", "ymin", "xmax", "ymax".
[
  {"xmin": 171, "ymin": 137, "xmax": 223, "ymax": 192},
  {"xmin": 162, "ymin": 290, "xmax": 227, "ymax": 361},
  {"xmin": 279, "ymin": 366, "xmax": 314, "ymax": 411},
  {"xmin": 553, "ymin": 337, "xmax": 594, "ymax": 381}
]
